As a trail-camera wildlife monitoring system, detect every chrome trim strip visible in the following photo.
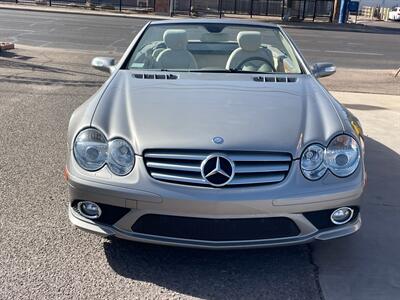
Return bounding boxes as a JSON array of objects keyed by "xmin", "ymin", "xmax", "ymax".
[
  {"xmin": 235, "ymin": 163, "xmax": 289, "ymax": 173},
  {"xmin": 229, "ymin": 154, "xmax": 291, "ymax": 162},
  {"xmin": 229, "ymin": 174, "xmax": 285, "ymax": 185},
  {"xmin": 151, "ymin": 172, "xmax": 207, "ymax": 184},
  {"xmin": 145, "ymin": 152, "xmax": 207, "ymax": 160},
  {"xmin": 146, "ymin": 161, "xmax": 201, "ymax": 172}
]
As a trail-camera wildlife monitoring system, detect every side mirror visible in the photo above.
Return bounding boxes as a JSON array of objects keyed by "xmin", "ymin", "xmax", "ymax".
[
  {"xmin": 91, "ymin": 57, "xmax": 116, "ymax": 73},
  {"xmin": 311, "ymin": 63, "xmax": 336, "ymax": 78}
]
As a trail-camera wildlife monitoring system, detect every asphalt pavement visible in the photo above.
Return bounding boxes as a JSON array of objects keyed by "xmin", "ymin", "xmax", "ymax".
[
  {"xmin": 315, "ymin": 91, "xmax": 400, "ymax": 299},
  {"xmin": 1, "ymin": 9, "xmax": 400, "ymax": 300},
  {"xmin": 0, "ymin": 9, "xmax": 400, "ymax": 70},
  {"xmin": 0, "ymin": 46, "xmax": 322, "ymax": 300}
]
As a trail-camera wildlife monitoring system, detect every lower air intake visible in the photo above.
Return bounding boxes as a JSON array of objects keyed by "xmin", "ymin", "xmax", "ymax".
[{"xmin": 132, "ymin": 214, "xmax": 300, "ymax": 241}]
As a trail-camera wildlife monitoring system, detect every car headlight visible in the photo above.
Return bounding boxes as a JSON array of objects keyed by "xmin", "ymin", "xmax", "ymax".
[
  {"xmin": 107, "ymin": 139, "xmax": 135, "ymax": 176},
  {"xmin": 300, "ymin": 144, "xmax": 327, "ymax": 180},
  {"xmin": 325, "ymin": 135, "xmax": 360, "ymax": 177},
  {"xmin": 301, "ymin": 135, "xmax": 360, "ymax": 180},
  {"xmin": 73, "ymin": 128, "xmax": 135, "ymax": 176},
  {"xmin": 73, "ymin": 128, "xmax": 108, "ymax": 171}
]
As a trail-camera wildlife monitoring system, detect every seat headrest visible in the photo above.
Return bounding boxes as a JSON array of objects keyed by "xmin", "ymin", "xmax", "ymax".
[
  {"xmin": 163, "ymin": 29, "xmax": 188, "ymax": 50},
  {"xmin": 237, "ymin": 31, "xmax": 261, "ymax": 52}
]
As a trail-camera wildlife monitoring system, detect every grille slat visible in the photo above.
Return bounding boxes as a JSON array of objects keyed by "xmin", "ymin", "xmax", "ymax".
[
  {"xmin": 228, "ymin": 153, "xmax": 291, "ymax": 162},
  {"xmin": 144, "ymin": 150, "xmax": 291, "ymax": 188},
  {"xmin": 146, "ymin": 161, "xmax": 201, "ymax": 172},
  {"xmin": 145, "ymin": 152, "xmax": 208, "ymax": 161},
  {"xmin": 151, "ymin": 172, "xmax": 207, "ymax": 185},
  {"xmin": 230, "ymin": 174, "xmax": 286, "ymax": 185},
  {"xmin": 235, "ymin": 163, "xmax": 289, "ymax": 173}
]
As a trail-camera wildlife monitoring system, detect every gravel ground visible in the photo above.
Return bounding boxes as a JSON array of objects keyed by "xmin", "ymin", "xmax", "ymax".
[{"xmin": 0, "ymin": 46, "xmax": 322, "ymax": 300}]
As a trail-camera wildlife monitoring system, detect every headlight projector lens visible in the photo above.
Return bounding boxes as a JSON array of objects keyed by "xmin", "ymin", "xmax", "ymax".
[
  {"xmin": 107, "ymin": 139, "xmax": 135, "ymax": 176},
  {"xmin": 325, "ymin": 135, "xmax": 360, "ymax": 177},
  {"xmin": 73, "ymin": 128, "xmax": 108, "ymax": 171},
  {"xmin": 300, "ymin": 144, "xmax": 327, "ymax": 180}
]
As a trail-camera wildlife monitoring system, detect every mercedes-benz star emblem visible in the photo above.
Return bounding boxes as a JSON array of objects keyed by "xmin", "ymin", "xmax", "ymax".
[
  {"xmin": 201, "ymin": 154, "xmax": 235, "ymax": 187},
  {"xmin": 212, "ymin": 136, "xmax": 224, "ymax": 145}
]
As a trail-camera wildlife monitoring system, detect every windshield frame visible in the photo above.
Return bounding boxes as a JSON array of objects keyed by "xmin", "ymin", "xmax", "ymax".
[{"xmin": 121, "ymin": 22, "xmax": 309, "ymax": 75}]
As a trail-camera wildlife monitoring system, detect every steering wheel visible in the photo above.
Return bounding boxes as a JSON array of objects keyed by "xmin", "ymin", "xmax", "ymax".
[{"xmin": 235, "ymin": 57, "xmax": 276, "ymax": 73}]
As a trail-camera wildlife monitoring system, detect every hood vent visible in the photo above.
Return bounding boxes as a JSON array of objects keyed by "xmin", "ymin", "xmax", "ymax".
[
  {"xmin": 253, "ymin": 76, "xmax": 298, "ymax": 83},
  {"xmin": 132, "ymin": 73, "xmax": 178, "ymax": 80}
]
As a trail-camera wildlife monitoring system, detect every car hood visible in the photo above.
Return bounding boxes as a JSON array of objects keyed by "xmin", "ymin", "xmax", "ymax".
[{"xmin": 91, "ymin": 71, "xmax": 344, "ymax": 158}]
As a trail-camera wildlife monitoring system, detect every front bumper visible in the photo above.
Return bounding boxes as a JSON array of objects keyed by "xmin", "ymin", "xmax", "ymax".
[
  {"xmin": 67, "ymin": 156, "xmax": 365, "ymax": 249},
  {"xmin": 69, "ymin": 206, "xmax": 361, "ymax": 249}
]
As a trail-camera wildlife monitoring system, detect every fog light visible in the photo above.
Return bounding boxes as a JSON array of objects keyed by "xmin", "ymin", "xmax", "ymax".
[
  {"xmin": 330, "ymin": 207, "xmax": 354, "ymax": 225},
  {"xmin": 77, "ymin": 201, "xmax": 102, "ymax": 219}
]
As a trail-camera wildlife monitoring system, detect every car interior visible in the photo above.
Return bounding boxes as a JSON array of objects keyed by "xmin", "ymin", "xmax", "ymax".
[{"xmin": 128, "ymin": 25, "xmax": 300, "ymax": 73}]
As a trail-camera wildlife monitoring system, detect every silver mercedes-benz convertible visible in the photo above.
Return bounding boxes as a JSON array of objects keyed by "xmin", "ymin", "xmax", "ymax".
[{"xmin": 66, "ymin": 19, "xmax": 365, "ymax": 249}]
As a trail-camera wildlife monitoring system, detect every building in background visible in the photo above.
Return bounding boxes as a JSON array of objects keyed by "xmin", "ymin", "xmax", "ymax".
[{"xmin": 359, "ymin": 0, "xmax": 399, "ymax": 8}]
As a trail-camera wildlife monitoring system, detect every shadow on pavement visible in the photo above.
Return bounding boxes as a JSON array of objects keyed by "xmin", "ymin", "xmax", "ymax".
[
  {"xmin": 0, "ymin": 51, "xmax": 34, "ymax": 60},
  {"xmin": 0, "ymin": 75, "xmax": 103, "ymax": 87},
  {"xmin": 103, "ymin": 137, "xmax": 398, "ymax": 299},
  {"xmin": 0, "ymin": 58, "xmax": 74, "ymax": 74},
  {"xmin": 343, "ymin": 104, "xmax": 387, "ymax": 111},
  {"xmin": 0, "ymin": 50, "xmax": 109, "ymax": 78},
  {"xmin": 363, "ymin": 136, "xmax": 400, "ymax": 207},
  {"xmin": 103, "ymin": 241, "xmax": 320, "ymax": 299},
  {"xmin": 313, "ymin": 136, "xmax": 400, "ymax": 299}
]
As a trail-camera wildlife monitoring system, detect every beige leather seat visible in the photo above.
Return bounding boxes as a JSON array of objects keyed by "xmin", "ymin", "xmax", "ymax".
[
  {"xmin": 226, "ymin": 31, "xmax": 274, "ymax": 72},
  {"xmin": 156, "ymin": 29, "xmax": 198, "ymax": 70}
]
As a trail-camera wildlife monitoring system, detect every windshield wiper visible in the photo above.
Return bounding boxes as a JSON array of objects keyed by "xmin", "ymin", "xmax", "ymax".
[
  {"xmin": 184, "ymin": 69, "xmax": 272, "ymax": 74},
  {"xmin": 188, "ymin": 69, "xmax": 231, "ymax": 73},
  {"xmin": 228, "ymin": 68, "xmax": 271, "ymax": 74},
  {"xmin": 159, "ymin": 69, "xmax": 190, "ymax": 72}
]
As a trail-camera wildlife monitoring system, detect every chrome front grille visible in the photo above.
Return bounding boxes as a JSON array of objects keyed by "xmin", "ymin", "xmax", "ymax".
[{"xmin": 144, "ymin": 150, "xmax": 292, "ymax": 187}]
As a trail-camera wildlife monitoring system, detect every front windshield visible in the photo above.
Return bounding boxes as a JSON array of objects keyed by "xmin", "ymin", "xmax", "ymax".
[{"xmin": 126, "ymin": 23, "xmax": 303, "ymax": 74}]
